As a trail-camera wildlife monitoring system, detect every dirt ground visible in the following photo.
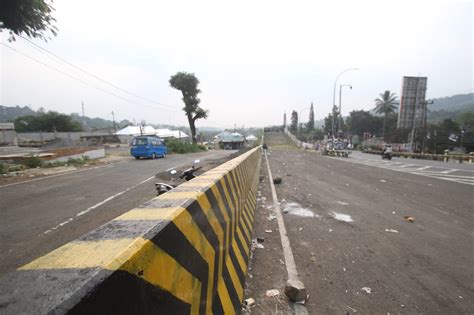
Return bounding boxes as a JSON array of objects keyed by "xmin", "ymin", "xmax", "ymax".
[{"xmin": 245, "ymin": 132, "xmax": 473, "ymax": 314}]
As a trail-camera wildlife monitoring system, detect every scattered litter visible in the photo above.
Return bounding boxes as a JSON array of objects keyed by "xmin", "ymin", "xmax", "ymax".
[
  {"xmin": 298, "ymin": 227, "xmax": 303, "ymax": 231},
  {"xmin": 346, "ymin": 305, "xmax": 358, "ymax": 313},
  {"xmin": 400, "ymin": 304, "xmax": 405, "ymax": 308},
  {"xmin": 332, "ymin": 212, "xmax": 353, "ymax": 222},
  {"xmin": 265, "ymin": 229, "xmax": 272, "ymax": 233},
  {"xmin": 266, "ymin": 289, "xmax": 280, "ymax": 297},
  {"xmin": 385, "ymin": 228, "xmax": 399, "ymax": 233},
  {"xmin": 403, "ymin": 216, "xmax": 415, "ymax": 223},
  {"xmin": 459, "ymin": 296, "xmax": 463, "ymax": 299},
  {"xmin": 261, "ymin": 197, "xmax": 267, "ymax": 201},
  {"xmin": 308, "ymin": 193, "xmax": 312, "ymax": 196},
  {"xmin": 329, "ymin": 229, "xmax": 333, "ymax": 232},
  {"xmin": 248, "ymin": 274, "xmax": 253, "ymax": 279},
  {"xmin": 279, "ymin": 259, "xmax": 285, "ymax": 265},
  {"xmin": 281, "ymin": 198, "xmax": 286, "ymax": 203},
  {"xmin": 337, "ymin": 201, "xmax": 349, "ymax": 206},
  {"xmin": 256, "ymin": 243, "xmax": 264, "ymax": 249},
  {"xmin": 283, "ymin": 202, "xmax": 315, "ymax": 217},
  {"xmin": 360, "ymin": 287, "xmax": 371, "ymax": 294},
  {"xmin": 392, "ymin": 211, "xmax": 396, "ymax": 214},
  {"xmin": 343, "ymin": 267, "xmax": 346, "ymax": 272},
  {"xmin": 346, "ymin": 183, "xmax": 350, "ymax": 186},
  {"xmin": 257, "ymin": 237, "xmax": 265, "ymax": 243},
  {"xmin": 251, "ymin": 239, "xmax": 265, "ymax": 249},
  {"xmin": 267, "ymin": 214, "xmax": 276, "ymax": 221},
  {"xmin": 273, "ymin": 177, "xmax": 282, "ymax": 184},
  {"xmin": 244, "ymin": 298, "xmax": 255, "ymax": 307},
  {"xmin": 380, "ymin": 179, "xmax": 387, "ymax": 183}
]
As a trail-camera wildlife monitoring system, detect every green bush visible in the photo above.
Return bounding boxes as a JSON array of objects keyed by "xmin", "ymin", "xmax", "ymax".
[
  {"xmin": 22, "ymin": 156, "xmax": 43, "ymax": 168},
  {"xmin": 67, "ymin": 156, "xmax": 90, "ymax": 166},
  {"xmin": 0, "ymin": 163, "xmax": 4, "ymax": 174},
  {"xmin": 165, "ymin": 139, "xmax": 207, "ymax": 154}
]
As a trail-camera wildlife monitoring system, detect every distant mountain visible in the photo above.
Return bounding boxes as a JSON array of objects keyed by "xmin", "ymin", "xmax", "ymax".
[
  {"xmin": 0, "ymin": 105, "xmax": 37, "ymax": 122},
  {"xmin": 0, "ymin": 105, "xmax": 132, "ymax": 130},
  {"xmin": 428, "ymin": 93, "xmax": 474, "ymax": 111}
]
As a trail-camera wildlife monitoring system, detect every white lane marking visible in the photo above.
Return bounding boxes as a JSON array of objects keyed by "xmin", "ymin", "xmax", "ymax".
[
  {"xmin": 166, "ymin": 165, "xmax": 181, "ymax": 172},
  {"xmin": 415, "ymin": 166, "xmax": 431, "ymax": 171},
  {"xmin": 264, "ymin": 150, "xmax": 300, "ymax": 282},
  {"xmin": 440, "ymin": 169, "xmax": 458, "ymax": 174},
  {"xmin": 42, "ymin": 175, "xmax": 155, "ymax": 234},
  {"xmin": 398, "ymin": 164, "xmax": 416, "ymax": 168},
  {"xmin": 0, "ymin": 164, "xmax": 116, "ymax": 189}
]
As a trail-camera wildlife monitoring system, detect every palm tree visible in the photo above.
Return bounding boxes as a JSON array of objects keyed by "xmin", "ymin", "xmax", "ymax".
[{"xmin": 374, "ymin": 90, "xmax": 398, "ymax": 139}]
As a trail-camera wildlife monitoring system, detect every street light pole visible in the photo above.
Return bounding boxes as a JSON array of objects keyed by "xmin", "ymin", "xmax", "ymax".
[
  {"xmin": 332, "ymin": 68, "xmax": 358, "ymax": 138},
  {"xmin": 338, "ymin": 84, "xmax": 352, "ymax": 133}
]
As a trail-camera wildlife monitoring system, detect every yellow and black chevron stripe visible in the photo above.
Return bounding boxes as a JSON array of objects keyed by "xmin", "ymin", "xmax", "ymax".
[{"xmin": 0, "ymin": 147, "xmax": 262, "ymax": 314}]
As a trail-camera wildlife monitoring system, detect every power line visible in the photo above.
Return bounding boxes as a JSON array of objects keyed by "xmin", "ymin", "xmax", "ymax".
[
  {"xmin": 1, "ymin": 42, "xmax": 179, "ymax": 113},
  {"xmin": 19, "ymin": 35, "xmax": 179, "ymax": 110}
]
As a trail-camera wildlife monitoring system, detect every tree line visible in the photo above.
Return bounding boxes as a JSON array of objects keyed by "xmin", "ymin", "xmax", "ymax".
[{"xmin": 286, "ymin": 91, "xmax": 474, "ymax": 153}]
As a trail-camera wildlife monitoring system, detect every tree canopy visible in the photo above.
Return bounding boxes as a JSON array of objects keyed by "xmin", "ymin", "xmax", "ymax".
[
  {"xmin": 307, "ymin": 102, "xmax": 315, "ymax": 131},
  {"xmin": 290, "ymin": 110, "xmax": 298, "ymax": 132},
  {"xmin": 0, "ymin": 0, "xmax": 57, "ymax": 41},
  {"xmin": 374, "ymin": 90, "xmax": 398, "ymax": 139},
  {"xmin": 13, "ymin": 111, "xmax": 83, "ymax": 132},
  {"xmin": 169, "ymin": 72, "xmax": 208, "ymax": 144}
]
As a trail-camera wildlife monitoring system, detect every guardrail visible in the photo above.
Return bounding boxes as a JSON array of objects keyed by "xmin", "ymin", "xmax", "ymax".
[
  {"xmin": 0, "ymin": 147, "xmax": 262, "ymax": 314},
  {"xmin": 363, "ymin": 149, "xmax": 474, "ymax": 164}
]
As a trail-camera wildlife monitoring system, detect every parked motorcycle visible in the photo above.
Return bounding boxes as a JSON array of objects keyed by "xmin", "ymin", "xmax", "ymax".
[{"xmin": 155, "ymin": 160, "xmax": 202, "ymax": 195}]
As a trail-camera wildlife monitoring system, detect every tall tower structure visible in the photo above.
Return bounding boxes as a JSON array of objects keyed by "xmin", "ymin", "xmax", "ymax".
[{"xmin": 397, "ymin": 76, "xmax": 428, "ymax": 129}]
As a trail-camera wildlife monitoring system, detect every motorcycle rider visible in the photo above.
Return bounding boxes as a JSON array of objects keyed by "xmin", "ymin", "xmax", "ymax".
[{"xmin": 383, "ymin": 144, "xmax": 393, "ymax": 158}]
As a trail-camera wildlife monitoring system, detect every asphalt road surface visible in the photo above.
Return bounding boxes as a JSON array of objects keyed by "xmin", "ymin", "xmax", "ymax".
[
  {"xmin": 250, "ymin": 132, "xmax": 473, "ymax": 314},
  {"xmin": 0, "ymin": 150, "xmax": 235, "ymax": 276}
]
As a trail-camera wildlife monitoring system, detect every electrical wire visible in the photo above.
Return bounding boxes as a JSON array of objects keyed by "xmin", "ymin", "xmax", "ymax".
[
  {"xmin": 1, "ymin": 42, "xmax": 180, "ymax": 113},
  {"xmin": 18, "ymin": 35, "xmax": 179, "ymax": 110}
]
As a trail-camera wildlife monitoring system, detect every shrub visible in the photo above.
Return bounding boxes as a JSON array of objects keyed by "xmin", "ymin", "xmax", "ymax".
[
  {"xmin": 165, "ymin": 139, "xmax": 207, "ymax": 154},
  {"xmin": 0, "ymin": 163, "xmax": 4, "ymax": 174},
  {"xmin": 22, "ymin": 156, "xmax": 43, "ymax": 168}
]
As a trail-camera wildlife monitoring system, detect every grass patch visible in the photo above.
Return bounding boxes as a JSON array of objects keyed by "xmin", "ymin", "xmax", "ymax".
[
  {"xmin": 0, "ymin": 163, "xmax": 4, "ymax": 174},
  {"xmin": 43, "ymin": 156, "xmax": 90, "ymax": 168},
  {"xmin": 165, "ymin": 139, "xmax": 207, "ymax": 154},
  {"xmin": 22, "ymin": 156, "xmax": 43, "ymax": 168}
]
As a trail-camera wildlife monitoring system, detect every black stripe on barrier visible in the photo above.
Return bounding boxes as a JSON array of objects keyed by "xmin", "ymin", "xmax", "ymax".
[
  {"xmin": 150, "ymin": 222, "xmax": 209, "ymax": 315},
  {"xmin": 185, "ymin": 200, "xmax": 221, "ymax": 314},
  {"xmin": 222, "ymin": 264, "xmax": 241, "ymax": 312},
  {"xmin": 228, "ymin": 246, "xmax": 245, "ymax": 290},
  {"xmin": 211, "ymin": 293, "xmax": 225, "ymax": 315},
  {"xmin": 234, "ymin": 222, "xmax": 249, "ymax": 263},
  {"xmin": 69, "ymin": 270, "xmax": 191, "ymax": 315}
]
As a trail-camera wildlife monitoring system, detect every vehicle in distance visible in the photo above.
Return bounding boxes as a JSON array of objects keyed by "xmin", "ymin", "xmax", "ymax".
[{"xmin": 130, "ymin": 136, "xmax": 167, "ymax": 159}]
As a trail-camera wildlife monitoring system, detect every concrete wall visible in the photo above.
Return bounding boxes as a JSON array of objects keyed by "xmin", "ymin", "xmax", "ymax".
[
  {"xmin": 0, "ymin": 129, "xmax": 17, "ymax": 146},
  {"xmin": 0, "ymin": 146, "xmax": 262, "ymax": 314},
  {"xmin": 49, "ymin": 148, "xmax": 106, "ymax": 163},
  {"xmin": 17, "ymin": 131, "xmax": 112, "ymax": 143}
]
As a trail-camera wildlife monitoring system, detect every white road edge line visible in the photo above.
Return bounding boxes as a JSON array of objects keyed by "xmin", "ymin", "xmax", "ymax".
[
  {"xmin": 43, "ymin": 175, "xmax": 155, "ymax": 234},
  {"xmin": 264, "ymin": 150, "xmax": 300, "ymax": 282}
]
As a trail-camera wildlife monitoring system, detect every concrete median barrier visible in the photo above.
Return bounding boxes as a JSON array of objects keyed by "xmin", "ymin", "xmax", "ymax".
[{"xmin": 0, "ymin": 147, "xmax": 262, "ymax": 314}]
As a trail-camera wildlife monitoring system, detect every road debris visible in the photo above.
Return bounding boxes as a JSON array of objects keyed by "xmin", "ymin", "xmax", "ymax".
[
  {"xmin": 298, "ymin": 227, "xmax": 303, "ymax": 231},
  {"xmin": 380, "ymin": 179, "xmax": 387, "ymax": 183},
  {"xmin": 251, "ymin": 239, "xmax": 265, "ymax": 249},
  {"xmin": 279, "ymin": 259, "xmax": 285, "ymax": 265},
  {"xmin": 266, "ymin": 289, "xmax": 280, "ymax": 297},
  {"xmin": 273, "ymin": 177, "xmax": 282, "ymax": 184},
  {"xmin": 331, "ymin": 212, "xmax": 353, "ymax": 222},
  {"xmin": 285, "ymin": 279, "xmax": 307, "ymax": 301},
  {"xmin": 360, "ymin": 287, "xmax": 372, "ymax": 294},
  {"xmin": 385, "ymin": 228, "xmax": 399, "ymax": 233},
  {"xmin": 265, "ymin": 229, "xmax": 272, "ymax": 233},
  {"xmin": 257, "ymin": 237, "xmax": 265, "ymax": 243},
  {"xmin": 346, "ymin": 305, "xmax": 358, "ymax": 312},
  {"xmin": 267, "ymin": 214, "xmax": 276, "ymax": 221},
  {"xmin": 283, "ymin": 202, "xmax": 315, "ymax": 217},
  {"xmin": 403, "ymin": 216, "xmax": 415, "ymax": 223},
  {"xmin": 244, "ymin": 298, "xmax": 255, "ymax": 307},
  {"xmin": 337, "ymin": 201, "xmax": 349, "ymax": 206},
  {"xmin": 329, "ymin": 229, "xmax": 333, "ymax": 232}
]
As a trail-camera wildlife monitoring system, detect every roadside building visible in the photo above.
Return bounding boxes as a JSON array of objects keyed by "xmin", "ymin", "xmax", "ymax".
[
  {"xmin": 115, "ymin": 126, "xmax": 189, "ymax": 144},
  {"xmin": 398, "ymin": 76, "xmax": 428, "ymax": 129},
  {"xmin": 0, "ymin": 123, "xmax": 17, "ymax": 146}
]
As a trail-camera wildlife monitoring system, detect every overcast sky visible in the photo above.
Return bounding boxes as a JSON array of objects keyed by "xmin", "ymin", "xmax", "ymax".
[{"xmin": 1, "ymin": 0, "xmax": 472, "ymax": 128}]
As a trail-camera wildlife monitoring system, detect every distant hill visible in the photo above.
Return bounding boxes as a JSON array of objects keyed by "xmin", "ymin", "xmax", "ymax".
[
  {"xmin": 0, "ymin": 105, "xmax": 132, "ymax": 130},
  {"xmin": 428, "ymin": 93, "xmax": 474, "ymax": 111}
]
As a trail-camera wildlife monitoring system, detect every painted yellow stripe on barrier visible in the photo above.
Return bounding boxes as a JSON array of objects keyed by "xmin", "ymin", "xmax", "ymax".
[
  {"xmin": 236, "ymin": 227, "xmax": 249, "ymax": 255},
  {"xmin": 196, "ymin": 193, "xmax": 226, "ymax": 290},
  {"xmin": 121, "ymin": 241, "xmax": 201, "ymax": 314},
  {"xmin": 231, "ymin": 239, "xmax": 247, "ymax": 276},
  {"xmin": 114, "ymin": 207, "xmax": 183, "ymax": 221},
  {"xmin": 159, "ymin": 191, "xmax": 203, "ymax": 200},
  {"xmin": 20, "ymin": 238, "xmax": 146, "ymax": 270},
  {"xmin": 180, "ymin": 179, "xmax": 217, "ymax": 188},
  {"xmin": 172, "ymin": 209, "xmax": 215, "ymax": 314},
  {"xmin": 238, "ymin": 210, "xmax": 251, "ymax": 242},
  {"xmin": 225, "ymin": 256, "xmax": 244, "ymax": 301},
  {"xmin": 217, "ymin": 277, "xmax": 234, "ymax": 314},
  {"xmin": 220, "ymin": 178, "xmax": 237, "ymax": 241}
]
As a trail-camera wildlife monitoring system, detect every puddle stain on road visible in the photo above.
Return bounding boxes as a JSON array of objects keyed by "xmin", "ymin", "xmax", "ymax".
[
  {"xmin": 282, "ymin": 202, "xmax": 319, "ymax": 218},
  {"xmin": 331, "ymin": 212, "xmax": 354, "ymax": 223}
]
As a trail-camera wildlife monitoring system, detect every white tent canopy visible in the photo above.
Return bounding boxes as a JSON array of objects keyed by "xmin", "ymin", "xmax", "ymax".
[
  {"xmin": 246, "ymin": 135, "xmax": 257, "ymax": 141},
  {"xmin": 116, "ymin": 126, "xmax": 189, "ymax": 139}
]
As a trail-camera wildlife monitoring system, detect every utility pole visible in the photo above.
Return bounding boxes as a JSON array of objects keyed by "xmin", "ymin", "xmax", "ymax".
[
  {"xmin": 81, "ymin": 101, "xmax": 85, "ymax": 117},
  {"xmin": 111, "ymin": 111, "xmax": 117, "ymax": 132}
]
